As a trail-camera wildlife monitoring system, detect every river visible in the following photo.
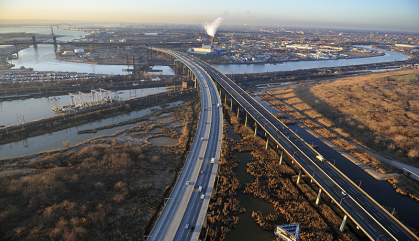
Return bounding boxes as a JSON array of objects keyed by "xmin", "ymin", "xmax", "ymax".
[
  {"xmin": 0, "ymin": 100, "xmax": 183, "ymax": 160},
  {"xmin": 1, "ymin": 27, "xmax": 409, "ymax": 76},
  {"xmin": 212, "ymin": 46, "xmax": 408, "ymax": 74},
  {"xmin": 0, "ymin": 87, "xmax": 168, "ymax": 127}
]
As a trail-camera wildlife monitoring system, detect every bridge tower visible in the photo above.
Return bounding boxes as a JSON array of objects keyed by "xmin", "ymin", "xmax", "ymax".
[{"xmin": 31, "ymin": 36, "xmax": 37, "ymax": 48}]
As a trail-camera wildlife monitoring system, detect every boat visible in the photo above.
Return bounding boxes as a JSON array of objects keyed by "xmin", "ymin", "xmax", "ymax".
[
  {"xmin": 52, "ymin": 106, "xmax": 69, "ymax": 113},
  {"xmin": 7, "ymin": 54, "xmax": 18, "ymax": 60}
]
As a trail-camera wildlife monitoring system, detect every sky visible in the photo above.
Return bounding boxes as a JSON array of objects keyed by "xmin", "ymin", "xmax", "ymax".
[{"xmin": 0, "ymin": 0, "xmax": 418, "ymax": 32}]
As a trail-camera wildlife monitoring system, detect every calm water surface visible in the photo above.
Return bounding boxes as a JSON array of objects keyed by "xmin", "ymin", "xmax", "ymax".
[
  {"xmin": 0, "ymin": 87, "xmax": 168, "ymax": 127},
  {"xmin": 0, "ymin": 101, "xmax": 183, "ymax": 160},
  {"xmin": 224, "ymin": 122, "xmax": 274, "ymax": 241}
]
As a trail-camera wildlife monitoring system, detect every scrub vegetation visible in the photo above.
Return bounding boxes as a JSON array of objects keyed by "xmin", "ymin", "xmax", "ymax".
[
  {"xmin": 0, "ymin": 99, "xmax": 201, "ymax": 241},
  {"xmin": 264, "ymin": 69, "xmax": 419, "ymax": 201},
  {"xmin": 206, "ymin": 105, "xmax": 360, "ymax": 241}
]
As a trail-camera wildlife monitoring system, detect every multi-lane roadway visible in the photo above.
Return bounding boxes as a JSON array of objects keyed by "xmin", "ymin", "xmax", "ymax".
[
  {"xmin": 189, "ymin": 55, "xmax": 418, "ymax": 241},
  {"xmin": 148, "ymin": 48, "xmax": 418, "ymax": 241},
  {"xmin": 147, "ymin": 50, "xmax": 222, "ymax": 241}
]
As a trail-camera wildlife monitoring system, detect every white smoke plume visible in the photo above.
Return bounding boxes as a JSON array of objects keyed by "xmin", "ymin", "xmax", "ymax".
[{"xmin": 203, "ymin": 17, "xmax": 223, "ymax": 37}]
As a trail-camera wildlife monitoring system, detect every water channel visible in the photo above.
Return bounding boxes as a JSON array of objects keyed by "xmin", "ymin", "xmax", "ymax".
[
  {"xmin": 1, "ymin": 28, "xmax": 409, "ymax": 76},
  {"xmin": 253, "ymin": 97, "xmax": 419, "ymax": 230},
  {"xmin": 212, "ymin": 46, "xmax": 409, "ymax": 74},
  {"xmin": 0, "ymin": 100, "xmax": 183, "ymax": 160},
  {"xmin": 0, "ymin": 86, "xmax": 168, "ymax": 127},
  {"xmin": 224, "ymin": 122, "xmax": 274, "ymax": 241}
]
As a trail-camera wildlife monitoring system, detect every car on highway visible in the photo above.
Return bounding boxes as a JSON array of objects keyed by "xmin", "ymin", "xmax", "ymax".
[
  {"xmin": 342, "ymin": 190, "xmax": 347, "ymax": 196},
  {"xmin": 316, "ymin": 155, "xmax": 325, "ymax": 162},
  {"xmin": 186, "ymin": 181, "xmax": 189, "ymax": 185},
  {"xmin": 185, "ymin": 224, "xmax": 189, "ymax": 229},
  {"xmin": 201, "ymin": 194, "xmax": 205, "ymax": 199}
]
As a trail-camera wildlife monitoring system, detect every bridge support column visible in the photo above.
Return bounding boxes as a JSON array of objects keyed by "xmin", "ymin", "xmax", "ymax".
[
  {"xmin": 297, "ymin": 169, "xmax": 302, "ymax": 184},
  {"xmin": 219, "ymin": 88, "xmax": 222, "ymax": 98},
  {"xmin": 339, "ymin": 215, "xmax": 347, "ymax": 233},
  {"xmin": 230, "ymin": 99, "xmax": 233, "ymax": 109},
  {"xmin": 237, "ymin": 107, "xmax": 240, "ymax": 118},
  {"xmin": 265, "ymin": 137, "xmax": 269, "ymax": 149},
  {"xmin": 279, "ymin": 152, "xmax": 283, "ymax": 165},
  {"xmin": 254, "ymin": 124, "xmax": 258, "ymax": 137},
  {"xmin": 315, "ymin": 189, "xmax": 322, "ymax": 206},
  {"xmin": 224, "ymin": 93, "xmax": 227, "ymax": 104},
  {"xmin": 203, "ymin": 216, "xmax": 208, "ymax": 229},
  {"xmin": 245, "ymin": 113, "xmax": 248, "ymax": 126}
]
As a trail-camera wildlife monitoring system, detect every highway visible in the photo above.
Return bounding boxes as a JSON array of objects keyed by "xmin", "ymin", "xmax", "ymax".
[
  {"xmin": 171, "ymin": 52, "xmax": 418, "ymax": 241},
  {"xmin": 147, "ymin": 47, "xmax": 418, "ymax": 241},
  {"xmin": 147, "ymin": 50, "xmax": 222, "ymax": 241}
]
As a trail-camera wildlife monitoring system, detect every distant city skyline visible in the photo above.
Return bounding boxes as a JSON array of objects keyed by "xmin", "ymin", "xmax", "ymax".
[{"xmin": 1, "ymin": 0, "xmax": 418, "ymax": 33}]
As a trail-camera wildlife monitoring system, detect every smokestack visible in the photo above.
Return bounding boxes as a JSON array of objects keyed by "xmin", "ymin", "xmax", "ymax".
[
  {"xmin": 203, "ymin": 17, "xmax": 223, "ymax": 38},
  {"xmin": 211, "ymin": 37, "xmax": 214, "ymax": 47}
]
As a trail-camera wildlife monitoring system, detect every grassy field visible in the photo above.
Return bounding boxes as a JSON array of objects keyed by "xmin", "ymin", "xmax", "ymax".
[
  {"xmin": 265, "ymin": 69, "xmax": 419, "ymax": 201},
  {"xmin": 269, "ymin": 69, "xmax": 419, "ymax": 167}
]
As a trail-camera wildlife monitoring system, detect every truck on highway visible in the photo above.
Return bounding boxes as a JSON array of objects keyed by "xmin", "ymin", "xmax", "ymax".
[
  {"xmin": 216, "ymin": 103, "xmax": 220, "ymax": 108},
  {"xmin": 316, "ymin": 155, "xmax": 325, "ymax": 162},
  {"xmin": 211, "ymin": 158, "xmax": 216, "ymax": 164},
  {"xmin": 198, "ymin": 186, "xmax": 202, "ymax": 192}
]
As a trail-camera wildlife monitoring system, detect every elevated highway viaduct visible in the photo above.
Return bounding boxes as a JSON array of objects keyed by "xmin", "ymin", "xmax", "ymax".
[{"xmin": 149, "ymin": 48, "xmax": 418, "ymax": 241}]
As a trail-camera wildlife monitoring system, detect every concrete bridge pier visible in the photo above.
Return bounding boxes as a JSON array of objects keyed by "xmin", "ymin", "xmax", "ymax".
[
  {"xmin": 315, "ymin": 189, "xmax": 322, "ymax": 206},
  {"xmin": 224, "ymin": 93, "xmax": 227, "ymax": 104},
  {"xmin": 237, "ymin": 107, "xmax": 240, "ymax": 118},
  {"xmin": 254, "ymin": 123, "xmax": 258, "ymax": 137},
  {"xmin": 340, "ymin": 215, "xmax": 347, "ymax": 232},
  {"xmin": 203, "ymin": 216, "xmax": 208, "ymax": 229},
  {"xmin": 265, "ymin": 137, "xmax": 269, "ymax": 149},
  {"xmin": 279, "ymin": 151, "xmax": 283, "ymax": 165},
  {"xmin": 245, "ymin": 113, "xmax": 248, "ymax": 126},
  {"xmin": 297, "ymin": 169, "xmax": 302, "ymax": 184},
  {"xmin": 230, "ymin": 98, "xmax": 233, "ymax": 109}
]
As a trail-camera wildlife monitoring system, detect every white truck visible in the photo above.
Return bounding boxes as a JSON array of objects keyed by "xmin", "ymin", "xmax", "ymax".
[
  {"xmin": 211, "ymin": 158, "xmax": 216, "ymax": 164},
  {"xmin": 198, "ymin": 186, "xmax": 202, "ymax": 192}
]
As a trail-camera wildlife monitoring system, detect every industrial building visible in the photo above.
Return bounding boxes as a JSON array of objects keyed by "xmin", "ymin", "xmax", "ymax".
[
  {"xmin": 187, "ymin": 45, "xmax": 214, "ymax": 55},
  {"xmin": 395, "ymin": 44, "xmax": 419, "ymax": 48}
]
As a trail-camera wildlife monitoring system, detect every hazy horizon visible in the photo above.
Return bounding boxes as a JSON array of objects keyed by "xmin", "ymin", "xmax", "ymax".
[{"xmin": 0, "ymin": 0, "xmax": 418, "ymax": 33}]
